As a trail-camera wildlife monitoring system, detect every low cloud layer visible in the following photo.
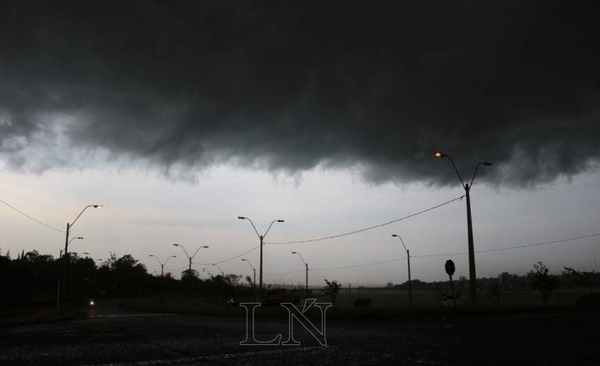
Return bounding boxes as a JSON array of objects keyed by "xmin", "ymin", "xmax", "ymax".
[{"xmin": 1, "ymin": 1, "xmax": 599, "ymax": 186}]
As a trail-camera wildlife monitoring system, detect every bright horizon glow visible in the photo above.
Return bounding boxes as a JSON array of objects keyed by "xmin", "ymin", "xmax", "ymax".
[{"xmin": 1, "ymin": 164, "xmax": 599, "ymax": 286}]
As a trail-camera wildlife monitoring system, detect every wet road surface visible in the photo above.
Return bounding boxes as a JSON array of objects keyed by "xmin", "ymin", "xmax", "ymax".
[{"xmin": 1, "ymin": 301, "xmax": 599, "ymax": 365}]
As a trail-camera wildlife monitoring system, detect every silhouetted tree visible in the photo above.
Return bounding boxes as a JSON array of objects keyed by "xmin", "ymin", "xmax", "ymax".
[
  {"xmin": 323, "ymin": 279, "xmax": 341, "ymax": 304},
  {"xmin": 528, "ymin": 262, "xmax": 558, "ymax": 305},
  {"xmin": 109, "ymin": 254, "xmax": 148, "ymax": 297},
  {"xmin": 223, "ymin": 274, "xmax": 241, "ymax": 287},
  {"xmin": 562, "ymin": 267, "xmax": 599, "ymax": 293},
  {"xmin": 181, "ymin": 268, "xmax": 199, "ymax": 281}
]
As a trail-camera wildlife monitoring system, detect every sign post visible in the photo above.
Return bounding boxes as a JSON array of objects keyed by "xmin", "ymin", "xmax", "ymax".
[{"xmin": 445, "ymin": 260, "xmax": 457, "ymax": 307}]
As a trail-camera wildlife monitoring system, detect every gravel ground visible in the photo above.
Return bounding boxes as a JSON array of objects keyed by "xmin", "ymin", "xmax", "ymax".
[{"xmin": 1, "ymin": 301, "xmax": 599, "ymax": 366}]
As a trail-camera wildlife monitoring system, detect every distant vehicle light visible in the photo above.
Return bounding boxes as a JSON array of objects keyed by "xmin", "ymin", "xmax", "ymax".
[{"xmin": 89, "ymin": 300, "xmax": 95, "ymax": 307}]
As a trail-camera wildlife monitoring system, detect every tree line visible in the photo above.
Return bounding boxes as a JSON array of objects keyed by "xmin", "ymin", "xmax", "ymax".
[{"xmin": 0, "ymin": 250, "xmax": 246, "ymax": 310}]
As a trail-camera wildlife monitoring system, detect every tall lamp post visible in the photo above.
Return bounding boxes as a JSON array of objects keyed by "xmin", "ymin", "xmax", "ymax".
[
  {"xmin": 241, "ymin": 259, "xmax": 256, "ymax": 287},
  {"xmin": 238, "ymin": 217, "xmax": 284, "ymax": 294},
  {"xmin": 291, "ymin": 251, "xmax": 309, "ymax": 296},
  {"xmin": 434, "ymin": 151, "xmax": 492, "ymax": 305},
  {"xmin": 60, "ymin": 204, "xmax": 102, "ymax": 312},
  {"xmin": 391, "ymin": 234, "xmax": 412, "ymax": 308},
  {"xmin": 149, "ymin": 254, "xmax": 177, "ymax": 277},
  {"xmin": 173, "ymin": 243, "xmax": 208, "ymax": 303}
]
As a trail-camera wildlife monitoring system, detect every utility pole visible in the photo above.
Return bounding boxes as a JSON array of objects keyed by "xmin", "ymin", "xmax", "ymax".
[
  {"xmin": 59, "ymin": 204, "xmax": 101, "ymax": 313},
  {"xmin": 434, "ymin": 152, "xmax": 492, "ymax": 305},
  {"xmin": 292, "ymin": 251, "xmax": 309, "ymax": 296},
  {"xmin": 392, "ymin": 234, "xmax": 412, "ymax": 308}
]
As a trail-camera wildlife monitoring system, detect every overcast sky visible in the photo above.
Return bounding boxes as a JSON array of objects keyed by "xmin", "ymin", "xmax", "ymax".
[{"xmin": 1, "ymin": 1, "xmax": 599, "ymax": 286}]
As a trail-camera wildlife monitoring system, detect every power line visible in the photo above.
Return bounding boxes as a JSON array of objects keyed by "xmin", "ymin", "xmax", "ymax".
[
  {"xmin": 165, "ymin": 264, "xmax": 188, "ymax": 273},
  {"xmin": 311, "ymin": 256, "xmax": 408, "ymax": 271},
  {"xmin": 265, "ymin": 269, "xmax": 306, "ymax": 277},
  {"xmin": 413, "ymin": 232, "xmax": 600, "ymax": 259},
  {"xmin": 195, "ymin": 245, "xmax": 260, "ymax": 265},
  {"xmin": 191, "ymin": 196, "xmax": 464, "ymax": 267},
  {"xmin": 265, "ymin": 232, "xmax": 600, "ymax": 276},
  {"xmin": 267, "ymin": 195, "xmax": 465, "ymax": 245},
  {"xmin": 266, "ymin": 256, "xmax": 409, "ymax": 277},
  {"xmin": 0, "ymin": 198, "xmax": 64, "ymax": 234},
  {"xmin": 477, "ymin": 232, "xmax": 600, "ymax": 254}
]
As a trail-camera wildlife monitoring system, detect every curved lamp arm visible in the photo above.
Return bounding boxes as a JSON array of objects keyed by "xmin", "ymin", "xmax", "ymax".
[
  {"xmin": 71, "ymin": 205, "xmax": 103, "ymax": 228},
  {"xmin": 469, "ymin": 162, "xmax": 493, "ymax": 187}
]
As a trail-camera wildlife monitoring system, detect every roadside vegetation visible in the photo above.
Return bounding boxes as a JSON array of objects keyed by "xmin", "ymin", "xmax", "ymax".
[{"xmin": 1, "ymin": 250, "xmax": 599, "ymax": 324}]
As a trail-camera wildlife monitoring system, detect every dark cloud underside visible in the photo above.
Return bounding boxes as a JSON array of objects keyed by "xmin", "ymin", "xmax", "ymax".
[{"xmin": 1, "ymin": 0, "xmax": 599, "ymax": 186}]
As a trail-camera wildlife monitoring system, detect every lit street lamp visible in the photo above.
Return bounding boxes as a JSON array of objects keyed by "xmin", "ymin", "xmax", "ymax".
[
  {"xmin": 241, "ymin": 259, "xmax": 256, "ymax": 287},
  {"xmin": 391, "ymin": 234, "xmax": 412, "ymax": 308},
  {"xmin": 149, "ymin": 254, "xmax": 177, "ymax": 277},
  {"xmin": 173, "ymin": 243, "xmax": 208, "ymax": 303},
  {"xmin": 59, "ymin": 204, "xmax": 102, "ymax": 312},
  {"xmin": 291, "ymin": 251, "xmax": 309, "ymax": 296},
  {"xmin": 434, "ymin": 151, "xmax": 492, "ymax": 305},
  {"xmin": 238, "ymin": 216, "xmax": 284, "ymax": 294}
]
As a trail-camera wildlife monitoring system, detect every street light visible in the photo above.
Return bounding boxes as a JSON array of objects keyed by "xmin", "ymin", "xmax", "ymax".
[
  {"xmin": 149, "ymin": 254, "xmax": 177, "ymax": 277},
  {"xmin": 238, "ymin": 216, "xmax": 284, "ymax": 294},
  {"xmin": 434, "ymin": 151, "xmax": 492, "ymax": 305},
  {"xmin": 291, "ymin": 251, "xmax": 309, "ymax": 296},
  {"xmin": 60, "ymin": 204, "xmax": 102, "ymax": 312},
  {"xmin": 173, "ymin": 243, "xmax": 209, "ymax": 276},
  {"xmin": 241, "ymin": 259, "xmax": 256, "ymax": 287},
  {"xmin": 69, "ymin": 236, "xmax": 84, "ymax": 246},
  {"xmin": 173, "ymin": 243, "xmax": 209, "ymax": 303},
  {"xmin": 63, "ymin": 237, "xmax": 84, "ymax": 258},
  {"xmin": 212, "ymin": 263, "xmax": 224, "ymax": 277},
  {"xmin": 391, "ymin": 234, "xmax": 412, "ymax": 308}
]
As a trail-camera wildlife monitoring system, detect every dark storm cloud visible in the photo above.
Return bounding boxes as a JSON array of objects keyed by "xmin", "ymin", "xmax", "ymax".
[{"xmin": 1, "ymin": 0, "xmax": 599, "ymax": 186}]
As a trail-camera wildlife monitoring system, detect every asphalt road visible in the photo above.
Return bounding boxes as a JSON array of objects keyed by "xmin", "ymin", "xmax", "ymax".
[{"xmin": 1, "ymin": 301, "xmax": 599, "ymax": 366}]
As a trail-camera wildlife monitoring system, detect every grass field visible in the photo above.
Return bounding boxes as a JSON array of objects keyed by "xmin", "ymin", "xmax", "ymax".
[
  {"xmin": 325, "ymin": 287, "xmax": 591, "ymax": 308},
  {"xmin": 119, "ymin": 287, "xmax": 596, "ymax": 321}
]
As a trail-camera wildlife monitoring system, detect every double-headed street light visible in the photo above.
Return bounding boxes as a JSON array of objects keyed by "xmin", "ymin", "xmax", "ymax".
[
  {"xmin": 149, "ymin": 254, "xmax": 177, "ymax": 277},
  {"xmin": 173, "ymin": 243, "xmax": 209, "ymax": 303},
  {"xmin": 238, "ymin": 216, "xmax": 284, "ymax": 294},
  {"xmin": 241, "ymin": 259, "xmax": 256, "ymax": 287},
  {"xmin": 60, "ymin": 204, "xmax": 102, "ymax": 312},
  {"xmin": 434, "ymin": 151, "xmax": 492, "ymax": 305},
  {"xmin": 173, "ymin": 243, "xmax": 209, "ymax": 276},
  {"xmin": 291, "ymin": 251, "xmax": 309, "ymax": 296},
  {"xmin": 391, "ymin": 234, "xmax": 412, "ymax": 308}
]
